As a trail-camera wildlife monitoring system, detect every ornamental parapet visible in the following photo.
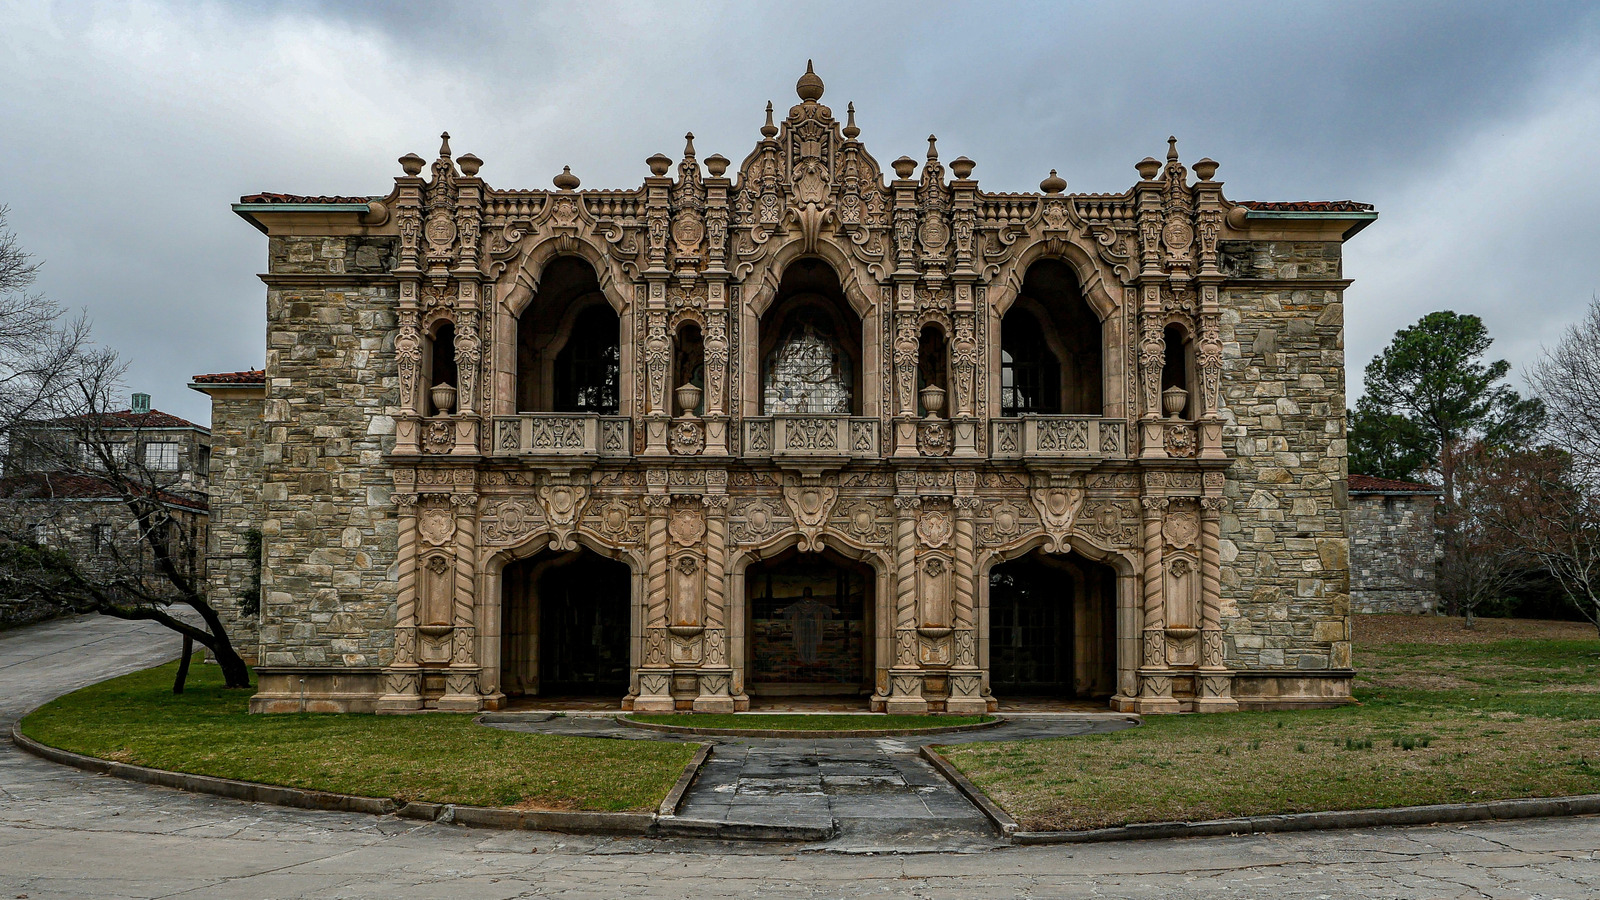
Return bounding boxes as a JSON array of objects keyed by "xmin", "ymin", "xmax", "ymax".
[
  {"xmin": 990, "ymin": 416, "xmax": 1128, "ymax": 461},
  {"xmin": 489, "ymin": 414, "xmax": 632, "ymax": 459}
]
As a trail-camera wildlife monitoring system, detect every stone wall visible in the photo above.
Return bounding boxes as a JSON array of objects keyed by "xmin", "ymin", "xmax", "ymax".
[
  {"xmin": 257, "ymin": 235, "xmax": 400, "ymax": 675},
  {"xmin": 1349, "ymin": 492, "xmax": 1438, "ymax": 614},
  {"xmin": 1218, "ymin": 240, "xmax": 1352, "ymax": 679},
  {"xmin": 203, "ymin": 391, "xmax": 266, "ymax": 662}
]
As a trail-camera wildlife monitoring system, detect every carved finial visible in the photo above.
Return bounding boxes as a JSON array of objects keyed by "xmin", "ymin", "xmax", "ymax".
[
  {"xmin": 1167, "ymin": 135, "xmax": 1179, "ymax": 162},
  {"xmin": 797, "ymin": 59, "xmax": 824, "ymax": 102},
  {"xmin": 950, "ymin": 156, "xmax": 975, "ymax": 179},
  {"xmin": 399, "ymin": 153, "xmax": 425, "ymax": 176},
  {"xmin": 843, "ymin": 102, "xmax": 859, "ymax": 140},
  {"xmin": 761, "ymin": 101, "xmax": 778, "ymax": 138},
  {"xmin": 646, "ymin": 153, "xmax": 672, "ymax": 177},
  {"xmin": 1193, "ymin": 158, "xmax": 1219, "ymax": 181},
  {"xmin": 705, "ymin": 154, "xmax": 729, "ymax": 177},
  {"xmin": 927, "ymin": 135, "xmax": 939, "ymax": 160},
  {"xmin": 439, "ymin": 132, "xmax": 452, "ymax": 158},
  {"xmin": 1040, "ymin": 169, "xmax": 1066, "ymax": 194},
  {"xmin": 457, "ymin": 153, "xmax": 482, "ymax": 177},
  {"xmin": 683, "ymin": 132, "xmax": 696, "ymax": 158},
  {"xmin": 1136, "ymin": 157, "xmax": 1162, "ymax": 180},
  {"xmin": 553, "ymin": 166, "xmax": 580, "ymax": 191},
  {"xmin": 892, "ymin": 156, "xmax": 917, "ymax": 179}
]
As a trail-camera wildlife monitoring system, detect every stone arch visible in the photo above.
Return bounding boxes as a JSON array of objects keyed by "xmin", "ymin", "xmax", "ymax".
[
  {"xmin": 990, "ymin": 237, "xmax": 1120, "ymax": 321},
  {"xmin": 726, "ymin": 529, "xmax": 893, "ymax": 704},
  {"xmin": 493, "ymin": 244, "xmax": 629, "ymax": 416},
  {"xmin": 477, "ymin": 528, "xmax": 645, "ymax": 706},
  {"xmin": 976, "ymin": 531, "xmax": 1139, "ymax": 704},
  {"xmin": 743, "ymin": 236, "xmax": 879, "ymax": 320}
]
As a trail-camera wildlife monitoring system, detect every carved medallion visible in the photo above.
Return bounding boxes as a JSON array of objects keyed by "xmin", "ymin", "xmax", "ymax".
[
  {"xmin": 1031, "ymin": 485, "xmax": 1085, "ymax": 553},
  {"xmin": 418, "ymin": 506, "xmax": 456, "ymax": 546},
  {"xmin": 916, "ymin": 508, "xmax": 952, "ymax": 548},
  {"xmin": 782, "ymin": 483, "xmax": 839, "ymax": 552},
  {"xmin": 669, "ymin": 506, "xmax": 706, "ymax": 547}
]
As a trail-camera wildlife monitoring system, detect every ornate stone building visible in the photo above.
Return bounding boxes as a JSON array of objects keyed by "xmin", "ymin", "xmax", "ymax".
[{"xmin": 223, "ymin": 65, "xmax": 1376, "ymax": 714}]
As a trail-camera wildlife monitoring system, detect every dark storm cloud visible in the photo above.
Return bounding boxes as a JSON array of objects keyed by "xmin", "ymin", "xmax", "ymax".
[{"xmin": 0, "ymin": 0, "xmax": 1596, "ymax": 421}]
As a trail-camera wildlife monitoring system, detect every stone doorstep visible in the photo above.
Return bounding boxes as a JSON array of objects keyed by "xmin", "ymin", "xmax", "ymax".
[
  {"xmin": 918, "ymin": 743, "xmax": 1600, "ymax": 845},
  {"xmin": 614, "ymin": 714, "xmax": 1009, "ymax": 740}
]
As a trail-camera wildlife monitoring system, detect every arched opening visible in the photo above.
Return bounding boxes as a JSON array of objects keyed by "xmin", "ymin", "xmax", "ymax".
[
  {"xmin": 673, "ymin": 322, "xmax": 705, "ymax": 416},
  {"xmin": 1001, "ymin": 260, "xmax": 1102, "ymax": 415},
  {"xmin": 1161, "ymin": 323, "xmax": 1194, "ymax": 419},
  {"xmin": 917, "ymin": 324, "xmax": 948, "ymax": 417},
  {"xmin": 987, "ymin": 551, "xmax": 1116, "ymax": 702},
  {"xmin": 759, "ymin": 258, "xmax": 862, "ymax": 415},
  {"xmin": 426, "ymin": 322, "xmax": 458, "ymax": 415},
  {"xmin": 516, "ymin": 256, "xmax": 620, "ymax": 414},
  {"xmin": 500, "ymin": 547, "xmax": 631, "ymax": 700},
  {"xmin": 745, "ymin": 546, "xmax": 875, "ymax": 699}
]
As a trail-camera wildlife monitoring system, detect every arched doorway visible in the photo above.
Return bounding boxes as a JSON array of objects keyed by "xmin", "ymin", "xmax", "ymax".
[
  {"xmin": 501, "ymin": 548, "xmax": 631, "ymax": 699},
  {"xmin": 745, "ymin": 547, "xmax": 875, "ymax": 699},
  {"xmin": 987, "ymin": 552, "xmax": 1116, "ymax": 702}
]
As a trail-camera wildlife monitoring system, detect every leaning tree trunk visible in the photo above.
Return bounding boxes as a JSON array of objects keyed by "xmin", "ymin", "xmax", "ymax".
[
  {"xmin": 173, "ymin": 634, "xmax": 193, "ymax": 694},
  {"xmin": 190, "ymin": 600, "xmax": 252, "ymax": 689}
]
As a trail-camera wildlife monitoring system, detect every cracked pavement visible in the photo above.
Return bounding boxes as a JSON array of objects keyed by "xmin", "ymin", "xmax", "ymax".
[{"xmin": 3, "ymin": 615, "xmax": 1600, "ymax": 898}]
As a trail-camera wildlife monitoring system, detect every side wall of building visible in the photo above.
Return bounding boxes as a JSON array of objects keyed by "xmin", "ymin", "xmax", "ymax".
[
  {"xmin": 255, "ymin": 235, "xmax": 400, "ymax": 709},
  {"xmin": 1349, "ymin": 493, "xmax": 1438, "ymax": 614},
  {"xmin": 1218, "ymin": 240, "xmax": 1352, "ymax": 708},
  {"xmin": 204, "ymin": 391, "xmax": 266, "ymax": 662}
]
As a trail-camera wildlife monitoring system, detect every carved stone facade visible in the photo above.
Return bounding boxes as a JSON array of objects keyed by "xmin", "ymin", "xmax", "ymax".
[{"xmin": 227, "ymin": 65, "xmax": 1376, "ymax": 714}]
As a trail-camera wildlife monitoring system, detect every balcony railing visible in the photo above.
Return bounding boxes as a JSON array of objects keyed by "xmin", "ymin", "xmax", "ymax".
[
  {"xmin": 742, "ymin": 415, "xmax": 880, "ymax": 459},
  {"xmin": 990, "ymin": 416, "xmax": 1126, "ymax": 460},
  {"xmin": 490, "ymin": 414, "xmax": 632, "ymax": 458}
]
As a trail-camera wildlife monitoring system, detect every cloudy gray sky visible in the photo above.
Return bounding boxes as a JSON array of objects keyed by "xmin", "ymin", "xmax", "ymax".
[{"xmin": 2, "ymin": 0, "xmax": 1597, "ymax": 423}]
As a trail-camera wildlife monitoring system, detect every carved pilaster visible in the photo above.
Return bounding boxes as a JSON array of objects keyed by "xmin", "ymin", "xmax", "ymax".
[
  {"xmin": 1138, "ymin": 496, "xmax": 1179, "ymax": 712},
  {"xmin": 379, "ymin": 492, "xmax": 423, "ymax": 712},
  {"xmin": 1194, "ymin": 496, "xmax": 1236, "ymax": 711}
]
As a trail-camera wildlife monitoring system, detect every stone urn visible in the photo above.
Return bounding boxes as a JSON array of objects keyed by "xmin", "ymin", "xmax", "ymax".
[
  {"xmin": 1162, "ymin": 385, "xmax": 1189, "ymax": 419},
  {"xmin": 675, "ymin": 382, "xmax": 702, "ymax": 417},
  {"xmin": 920, "ymin": 384, "xmax": 946, "ymax": 419},
  {"xmin": 430, "ymin": 382, "xmax": 457, "ymax": 416}
]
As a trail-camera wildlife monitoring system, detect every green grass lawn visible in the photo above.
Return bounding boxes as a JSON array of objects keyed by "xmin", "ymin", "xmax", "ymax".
[
  {"xmin": 941, "ymin": 616, "xmax": 1600, "ymax": 832},
  {"xmin": 20, "ymin": 659, "xmax": 697, "ymax": 812},
  {"xmin": 627, "ymin": 713, "xmax": 990, "ymax": 731}
]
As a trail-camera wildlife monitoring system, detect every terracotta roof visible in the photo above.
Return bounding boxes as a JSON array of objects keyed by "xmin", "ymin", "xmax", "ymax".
[
  {"xmin": 1349, "ymin": 474, "xmax": 1440, "ymax": 494},
  {"xmin": 192, "ymin": 369, "xmax": 265, "ymax": 385},
  {"xmin": 1237, "ymin": 200, "xmax": 1375, "ymax": 213},
  {"xmin": 237, "ymin": 192, "xmax": 377, "ymax": 205},
  {"xmin": 0, "ymin": 473, "xmax": 208, "ymax": 513}
]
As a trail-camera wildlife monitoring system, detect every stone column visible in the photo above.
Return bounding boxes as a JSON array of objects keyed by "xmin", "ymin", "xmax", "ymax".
[
  {"xmin": 1194, "ymin": 496, "xmax": 1237, "ymax": 711},
  {"xmin": 635, "ymin": 492, "xmax": 675, "ymax": 711},
  {"xmin": 377, "ymin": 493, "xmax": 423, "ymax": 712},
  {"xmin": 1138, "ymin": 497, "xmax": 1180, "ymax": 712},
  {"xmin": 886, "ymin": 495, "xmax": 926, "ymax": 713},
  {"xmin": 438, "ymin": 492, "xmax": 481, "ymax": 710},
  {"xmin": 694, "ymin": 491, "xmax": 735, "ymax": 711},
  {"xmin": 948, "ymin": 495, "xmax": 986, "ymax": 713}
]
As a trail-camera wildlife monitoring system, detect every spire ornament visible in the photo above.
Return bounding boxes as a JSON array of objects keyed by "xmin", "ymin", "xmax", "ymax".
[{"xmin": 796, "ymin": 59, "xmax": 824, "ymax": 102}]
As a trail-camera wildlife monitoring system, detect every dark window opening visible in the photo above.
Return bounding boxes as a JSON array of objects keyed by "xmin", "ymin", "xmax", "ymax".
[
  {"xmin": 674, "ymin": 322, "xmax": 705, "ymax": 416},
  {"xmin": 553, "ymin": 306, "xmax": 621, "ymax": 415},
  {"xmin": 1161, "ymin": 324, "xmax": 1193, "ymax": 419},
  {"xmin": 1001, "ymin": 260, "xmax": 1102, "ymax": 416},
  {"xmin": 917, "ymin": 324, "xmax": 947, "ymax": 416},
  {"xmin": 1001, "ymin": 309, "xmax": 1061, "ymax": 415}
]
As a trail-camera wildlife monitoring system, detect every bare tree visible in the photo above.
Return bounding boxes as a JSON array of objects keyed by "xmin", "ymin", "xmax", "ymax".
[
  {"xmin": 1434, "ymin": 444, "xmax": 1533, "ymax": 628},
  {"xmin": 0, "ymin": 207, "xmax": 250, "ymax": 689},
  {"xmin": 1531, "ymin": 296, "xmax": 1600, "ymax": 482}
]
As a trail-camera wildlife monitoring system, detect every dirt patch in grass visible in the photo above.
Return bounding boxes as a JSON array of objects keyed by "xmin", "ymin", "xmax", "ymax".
[
  {"xmin": 21, "ymin": 658, "xmax": 697, "ymax": 813},
  {"xmin": 943, "ymin": 623, "xmax": 1600, "ymax": 831},
  {"xmin": 1355, "ymin": 614, "xmax": 1597, "ymax": 647}
]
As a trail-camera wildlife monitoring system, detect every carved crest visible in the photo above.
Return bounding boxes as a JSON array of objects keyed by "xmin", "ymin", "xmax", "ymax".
[
  {"xmin": 1031, "ymin": 485, "xmax": 1085, "ymax": 553},
  {"xmin": 782, "ymin": 482, "xmax": 839, "ymax": 552}
]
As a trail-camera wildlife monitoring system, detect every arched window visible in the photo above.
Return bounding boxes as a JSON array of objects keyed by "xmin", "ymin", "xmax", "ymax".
[
  {"xmin": 516, "ymin": 257, "xmax": 619, "ymax": 414},
  {"xmin": 1001, "ymin": 310, "xmax": 1060, "ymax": 415},
  {"xmin": 426, "ymin": 322, "xmax": 457, "ymax": 415},
  {"xmin": 759, "ymin": 259, "xmax": 861, "ymax": 415},
  {"xmin": 1000, "ymin": 260, "xmax": 1103, "ymax": 416},
  {"xmin": 553, "ymin": 305, "xmax": 620, "ymax": 414}
]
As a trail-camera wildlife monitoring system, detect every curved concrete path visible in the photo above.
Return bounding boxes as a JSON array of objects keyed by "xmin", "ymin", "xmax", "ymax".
[
  {"xmin": 483, "ymin": 713, "xmax": 1133, "ymax": 848},
  {"xmin": 2, "ymin": 615, "xmax": 1598, "ymax": 898}
]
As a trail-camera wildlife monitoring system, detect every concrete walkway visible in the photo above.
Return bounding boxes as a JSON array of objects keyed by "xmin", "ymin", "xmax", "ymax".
[
  {"xmin": 484, "ymin": 713, "xmax": 1135, "ymax": 849},
  {"xmin": 3, "ymin": 615, "xmax": 1599, "ymax": 898}
]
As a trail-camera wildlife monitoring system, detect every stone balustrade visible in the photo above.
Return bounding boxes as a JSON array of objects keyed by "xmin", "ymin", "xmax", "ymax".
[
  {"xmin": 989, "ymin": 416, "xmax": 1127, "ymax": 460},
  {"xmin": 489, "ymin": 414, "xmax": 632, "ymax": 458},
  {"xmin": 742, "ymin": 415, "xmax": 880, "ymax": 459}
]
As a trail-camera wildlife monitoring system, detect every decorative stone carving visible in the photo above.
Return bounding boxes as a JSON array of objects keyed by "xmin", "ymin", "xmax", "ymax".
[
  {"xmin": 782, "ymin": 482, "xmax": 839, "ymax": 551},
  {"xmin": 1030, "ymin": 485, "xmax": 1085, "ymax": 553},
  {"xmin": 537, "ymin": 480, "xmax": 589, "ymax": 551}
]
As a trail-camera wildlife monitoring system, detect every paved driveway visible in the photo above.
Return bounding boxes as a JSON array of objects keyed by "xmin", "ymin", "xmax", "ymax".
[{"xmin": 3, "ymin": 615, "xmax": 1599, "ymax": 898}]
